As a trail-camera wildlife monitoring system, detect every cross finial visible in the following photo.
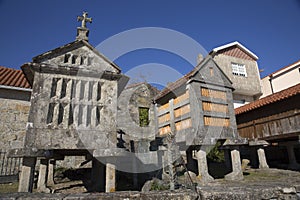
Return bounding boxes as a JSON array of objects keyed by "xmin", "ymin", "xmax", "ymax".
[{"xmin": 77, "ymin": 11, "xmax": 92, "ymax": 29}]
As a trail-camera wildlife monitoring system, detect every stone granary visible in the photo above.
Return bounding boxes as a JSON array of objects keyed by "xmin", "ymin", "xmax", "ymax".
[
  {"xmin": 154, "ymin": 56, "xmax": 247, "ymax": 183},
  {"xmin": 12, "ymin": 12, "xmax": 129, "ymax": 192},
  {"xmin": 8, "ymin": 12, "xmax": 261, "ymax": 193}
]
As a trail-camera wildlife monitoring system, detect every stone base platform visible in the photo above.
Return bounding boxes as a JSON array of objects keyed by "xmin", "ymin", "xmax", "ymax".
[{"xmin": 1, "ymin": 169, "xmax": 300, "ymax": 199}]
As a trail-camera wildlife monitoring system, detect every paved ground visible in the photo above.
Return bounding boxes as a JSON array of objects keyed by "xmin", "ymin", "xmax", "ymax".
[{"xmin": 0, "ymin": 168, "xmax": 300, "ymax": 199}]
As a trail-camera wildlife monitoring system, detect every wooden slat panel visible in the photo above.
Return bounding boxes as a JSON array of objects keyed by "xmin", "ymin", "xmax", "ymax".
[
  {"xmin": 201, "ymin": 88, "xmax": 226, "ymax": 100},
  {"xmin": 159, "ymin": 125, "xmax": 171, "ymax": 136},
  {"xmin": 158, "ymin": 113, "xmax": 170, "ymax": 124},
  {"xmin": 174, "ymin": 91, "xmax": 189, "ymax": 105},
  {"xmin": 175, "ymin": 118, "xmax": 192, "ymax": 131},
  {"xmin": 237, "ymin": 109, "xmax": 300, "ymax": 139},
  {"xmin": 158, "ymin": 102, "xmax": 169, "ymax": 112},
  {"xmin": 174, "ymin": 104, "xmax": 190, "ymax": 118},
  {"xmin": 204, "ymin": 116, "xmax": 230, "ymax": 127},
  {"xmin": 202, "ymin": 102, "xmax": 228, "ymax": 113}
]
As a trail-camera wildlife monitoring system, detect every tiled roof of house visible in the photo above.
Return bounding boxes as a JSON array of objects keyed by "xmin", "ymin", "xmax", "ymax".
[
  {"xmin": 210, "ymin": 41, "xmax": 258, "ymax": 60},
  {"xmin": 0, "ymin": 66, "xmax": 31, "ymax": 89},
  {"xmin": 235, "ymin": 83, "xmax": 300, "ymax": 115}
]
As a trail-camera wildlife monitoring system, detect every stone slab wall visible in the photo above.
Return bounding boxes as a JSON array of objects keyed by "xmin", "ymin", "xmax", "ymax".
[
  {"xmin": 213, "ymin": 54, "xmax": 262, "ymax": 99},
  {"xmin": 0, "ymin": 97, "xmax": 30, "ymax": 151}
]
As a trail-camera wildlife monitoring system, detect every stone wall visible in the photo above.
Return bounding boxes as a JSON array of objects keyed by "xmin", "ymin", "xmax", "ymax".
[
  {"xmin": 117, "ymin": 83, "xmax": 158, "ymax": 151},
  {"xmin": 0, "ymin": 97, "xmax": 30, "ymax": 151},
  {"xmin": 213, "ymin": 54, "xmax": 262, "ymax": 99}
]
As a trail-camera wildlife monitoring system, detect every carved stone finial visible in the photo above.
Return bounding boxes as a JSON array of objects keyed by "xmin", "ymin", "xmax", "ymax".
[
  {"xmin": 77, "ymin": 11, "xmax": 92, "ymax": 29},
  {"xmin": 76, "ymin": 12, "xmax": 92, "ymax": 41}
]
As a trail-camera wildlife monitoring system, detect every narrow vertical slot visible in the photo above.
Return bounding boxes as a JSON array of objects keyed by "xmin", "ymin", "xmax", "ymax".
[
  {"xmin": 86, "ymin": 105, "xmax": 92, "ymax": 126},
  {"xmin": 70, "ymin": 80, "xmax": 76, "ymax": 100},
  {"xmin": 58, "ymin": 104, "xmax": 64, "ymax": 125},
  {"xmin": 96, "ymin": 106, "xmax": 101, "ymax": 126},
  {"xmin": 68, "ymin": 104, "xmax": 74, "ymax": 126},
  {"xmin": 47, "ymin": 103, "xmax": 55, "ymax": 124},
  {"xmin": 60, "ymin": 79, "xmax": 68, "ymax": 99},
  {"xmin": 97, "ymin": 82, "xmax": 101, "ymax": 101},
  {"xmin": 50, "ymin": 78, "xmax": 58, "ymax": 98},
  {"xmin": 78, "ymin": 105, "xmax": 83, "ymax": 126}
]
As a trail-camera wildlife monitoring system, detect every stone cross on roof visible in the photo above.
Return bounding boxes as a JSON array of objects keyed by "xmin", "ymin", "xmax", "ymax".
[{"xmin": 77, "ymin": 12, "xmax": 92, "ymax": 29}]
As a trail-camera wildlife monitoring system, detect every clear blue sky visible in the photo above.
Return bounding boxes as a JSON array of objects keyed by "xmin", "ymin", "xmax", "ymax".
[{"xmin": 0, "ymin": 0, "xmax": 300, "ymax": 79}]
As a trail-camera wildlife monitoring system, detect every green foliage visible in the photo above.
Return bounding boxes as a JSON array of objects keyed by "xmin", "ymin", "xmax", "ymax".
[
  {"xmin": 139, "ymin": 107, "xmax": 149, "ymax": 127},
  {"xmin": 150, "ymin": 179, "xmax": 169, "ymax": 191},
  {"xmin": 207, "ymin": 141, "xmax": 225, "ymax": 162}
]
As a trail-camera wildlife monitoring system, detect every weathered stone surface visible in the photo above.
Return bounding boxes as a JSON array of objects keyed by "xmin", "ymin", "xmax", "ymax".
[
  {"xmin": 18, "ymin": 157, "xmax": 36, "ymax": 192},
  {"xmin": 241, "ymin": 159, "xmax": 250, "ymax": 171},
  {"xmin": 47, "ymin": 159, "xmax": 55, "ymax": 186},
  {"xmin": 184, "ymin": 171, "xmax": 197, "ymax": 181},
  {"xmin": 195, "ymin": 149, "xmax": 214, "ymax": 183},
  {"xmin": 105, "ymin": 163, "xmax": 115, "ymax": 193},
  {"xmin": 257, "ymin": 148, "xmax": 269, "ymax": 169},
  {"xmin": 141, "ymin": 178, "xmax": 168, "ymax": 192},
  {"xmin": 225, "ymin": 149, "xmax": 243, "ymax": 181},
  {"xmin": 0, "ymin": 98, "xmax": 30, "ymax": 151},
  {"xmin": 37, "ymin": 159, "xmax": 51, "ymax": 193}
]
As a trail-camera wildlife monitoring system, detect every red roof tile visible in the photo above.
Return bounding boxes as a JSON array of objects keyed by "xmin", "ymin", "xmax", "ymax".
[
  {"xmin": 0, "ymin": 66, "xmax": 31, "ymax": 89},
  {"xmin": 235, "ymin": 83, "xmax": 300, "ymax": 115}
]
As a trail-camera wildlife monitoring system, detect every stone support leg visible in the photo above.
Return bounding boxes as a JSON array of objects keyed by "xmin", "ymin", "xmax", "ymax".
[
  {"xmin": 47, "ymin": 159, "xmax": 55, "ymax": 186},
  {"xmin": 18, "ymin": 157, "xmax": 36, "ymax": 192},
  {"xmin": 105, "ymin": 163, "xmax": 116, "ymax": 192},
  {"xmin": 195, "ymin": 149, "xmax": 214, "ymax": 183},
  {"xmin": 37, "ymin": 159, "xmax": 51, "ymax": 193},
  {"xmin": 225, "ymin": 149, "xmax": 243, "ymax": 181},
  {"xmin": 257, "ymin": 148, "xmax": 269, "ymax": 169},
  {"xmin": 286, "ymin": 145, "xmax": 300, "ymax": 170}
]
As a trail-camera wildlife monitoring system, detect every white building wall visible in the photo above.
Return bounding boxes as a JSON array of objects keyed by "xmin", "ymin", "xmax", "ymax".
[{"xmin": 261, "ymin": 63, "xmax": 300, "ymax": 98}]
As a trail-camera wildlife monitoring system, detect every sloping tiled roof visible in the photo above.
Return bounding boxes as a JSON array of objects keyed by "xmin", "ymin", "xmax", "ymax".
[
  {"xmin": 0, "ymin": 66, "xmax": 31, "ymax": 89},
  {"xmin": 235, "ymin": 83, "xmax": 300, "ymax": 115},
  {"xmin": 209, "ymin": 41, "xmax": 258, "ymax": 60}
]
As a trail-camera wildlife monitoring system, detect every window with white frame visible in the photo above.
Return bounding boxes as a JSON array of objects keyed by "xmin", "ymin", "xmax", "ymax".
[{"xmin": 231, "ymin": 63, "xmax": 247, "ymax": 77}]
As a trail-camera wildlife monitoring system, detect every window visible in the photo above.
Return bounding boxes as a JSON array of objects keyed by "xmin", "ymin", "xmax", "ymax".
[
  {"xmin": 139, "ymin": 107, "xmax": 149, "ymax": 127},
  {"xmin": 232, "ymin": 63, "xmax": 247, "ymax": 77}
]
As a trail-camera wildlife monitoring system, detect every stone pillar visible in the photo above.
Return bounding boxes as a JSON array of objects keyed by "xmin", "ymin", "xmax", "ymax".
[
  {"xmin": 257, "ymin": 148, "xmax": 269, "ymax": 169},
  {"xmin": 225, "ymin": 149, "xmax": 243, "ymax": 181},
  {"xmin": 18, "ymin": 157, "xmax": 36, "ymax": 192},
  {"xmin": 195, "ymin": 149, "xmax": 214, "ymax": 183},
  {"xmin": 286, "ymin": 145, "xmax": 300, "ymax": 170},
  {"xmin": 37, "ymin": 159, "xmax": 51, "ymax": 193},
  {"xmin": 47, "ymin": 159, "xmax": 55, "ymax": 186},
  {"xmin": 105, "ymin": 163, "xmax": 116, "ymax": 192}
]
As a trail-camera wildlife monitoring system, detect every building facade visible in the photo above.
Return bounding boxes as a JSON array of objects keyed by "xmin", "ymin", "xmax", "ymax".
[
  {"xmin": 210, "ymin": 41, "xmax": 262, "ymax": 108},
  {"xmin": 261, "ymin": 59, "xmax": 300, "ymax": 98}
]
